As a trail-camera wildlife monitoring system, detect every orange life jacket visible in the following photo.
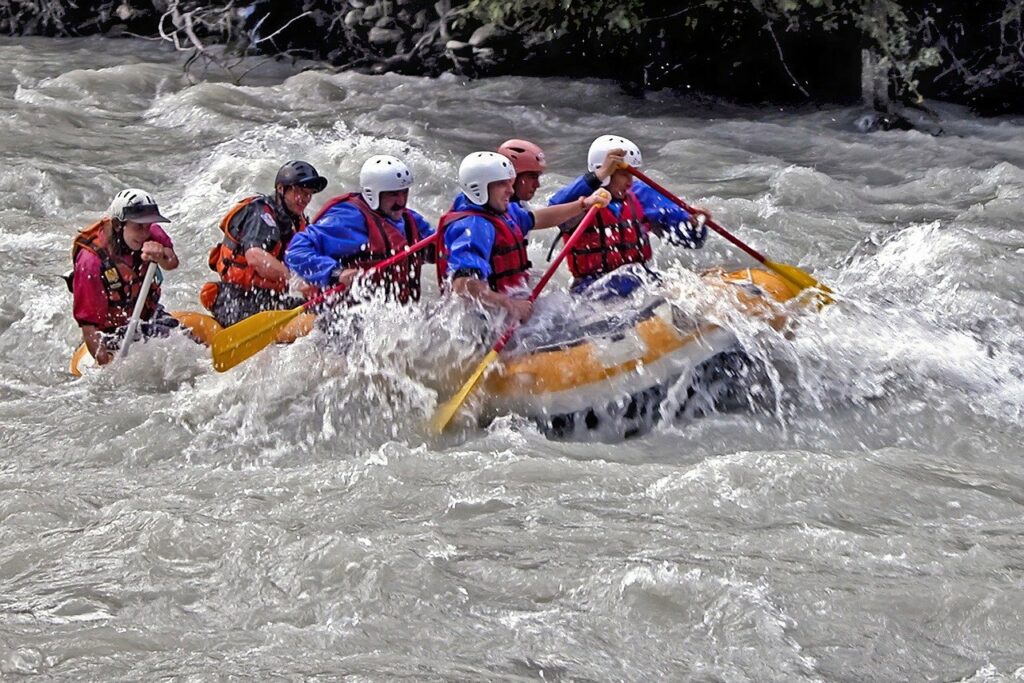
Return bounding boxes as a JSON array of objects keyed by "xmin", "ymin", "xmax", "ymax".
[
  {"xmin": 311, "ymin": 193, "xmax": 424, "ymax": 303},
  {"xmin": 437, "ymin": 208, "xmax": 531, "ymax": 293},
  {"xmin": 71, "ymin": 219, "xmax": 160, "ymax": 332},
  {"xmin": 207, "ymin": 195, "xmax": 306, "ymax": 292},
  {"xmin": 564, "ymin": 190, "xmax": 651, "ymax": 280}
]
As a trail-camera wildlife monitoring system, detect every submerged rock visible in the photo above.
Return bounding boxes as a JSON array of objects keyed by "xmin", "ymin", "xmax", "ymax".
[
  {"xmin": 369, "ymin": 26, "xmax": 403, "ymax": 46},
  {"xmin": 444, "ymin": 39, "xmax": 472, "ymax": 58},
  {"xmin": 468, "ymin": 23, "xmax": 509, "ymax": 48},
  {"xmin": 852, "ymin": 106, "xmax": 943, "ymax": 136},
  {"xmin": 344, "ymin": 9, "xmax": 364, "ymax": 27}
]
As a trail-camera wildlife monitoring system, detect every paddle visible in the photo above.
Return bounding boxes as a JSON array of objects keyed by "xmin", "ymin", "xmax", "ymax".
[
  {"xmin": 211, "ymin": 231, "xmax": 439, "ymax": 372},
  {"xmin": 627, "ymin": 166, "xmax": 832, "ymax": 302},
  {"xmin": 431, "ymin": 203, "xmax": 604, "ymax": 434},
  {"xmin": 116, "ymin": 261, "xmax": 158, "ymax": 361}
]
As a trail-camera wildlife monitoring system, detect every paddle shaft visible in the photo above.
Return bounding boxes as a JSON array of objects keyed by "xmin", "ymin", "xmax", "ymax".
[
  {"xmin": 303, "ymin": 231, "xmax": 440, "ymax": 309},
  {"xmin": 117, "ymin": 261, "xmax": 158, "ymax": 361},
  {"xmin": 627, "ymin": 166, "xmax": 768, "ymax": 266},
  {"xmin": 495, "ymin": 204, "xmax": 603, "ymax": 353},
  {"xmin": 628, "ymin": 164, "xmax": 833, "ymax": 303},
  {"xmin": 430, "ymin": 204, "xmax": 603, "ymax": 432}
]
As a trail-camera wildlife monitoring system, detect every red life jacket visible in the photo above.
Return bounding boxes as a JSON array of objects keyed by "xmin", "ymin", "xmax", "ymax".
[
  {"xmin": 71, "ymin": 219, "xmax": 160, "ymax": 332},
  {"xmin": 311, "ymin": 193, "xmax": 423, "ymax": 303},
  {"xmin": 564, "ymin": 190, "xmax": 651, "ymax": 280},
  {"xmin": 437, "ymin": 208, "xmax": 531, "ymax": 293},
  {"xmin": 207, "ymin": 195, "xmax": 306, "ymax": 292}
]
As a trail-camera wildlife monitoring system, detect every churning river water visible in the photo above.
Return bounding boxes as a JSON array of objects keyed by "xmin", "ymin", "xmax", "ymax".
[{"xmin": 1, "ymin": 37, "xmax": 1022, "ymax": 680}]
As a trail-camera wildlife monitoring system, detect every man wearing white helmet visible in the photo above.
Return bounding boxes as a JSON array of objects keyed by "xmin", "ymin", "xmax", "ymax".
[
  {"xmin": 437, "ymin": 151, "xmax": 609, "ymax": 323},
  {"xmin": 548, "ymin": 135, "xmax": 712, "ymax": 295},
  {"xmin": 69, "ymin": 188, "xmax": 180, "ymax": 365},
  {"xmin": 285, "ymin": 155, "xmax": 434, "ymax": 304},
  {"xmin": 201, "ymin": 159, "xmax": 328, "ymax": 327}
]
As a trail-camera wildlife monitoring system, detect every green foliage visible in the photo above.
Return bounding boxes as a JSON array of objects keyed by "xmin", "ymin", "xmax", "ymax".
[
  {"xmin": 466, "ymin": 0, "xmax": 644, "ymax": 37},
  {"xmin": 464, "ymin": 0, "xmax": 946, "ymax": 103},
  {"xmin": 753, "ymin": 0, "xmax": 945, "ymax": 102}
]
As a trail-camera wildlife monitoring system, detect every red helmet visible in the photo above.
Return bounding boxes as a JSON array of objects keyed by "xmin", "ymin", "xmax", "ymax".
[{"xmin": 497, "ymin": 139, "xmax": 546, "ymax": 175}]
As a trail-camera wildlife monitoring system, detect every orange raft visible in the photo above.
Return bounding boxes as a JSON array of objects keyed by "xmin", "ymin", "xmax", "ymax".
[
  {"xmin": 482, "ymin": 268, "xmax": 805, "ymax": 438},
  {"xmin": 69, "ymin": 310, "xmax": 314, "ymax": 376}
]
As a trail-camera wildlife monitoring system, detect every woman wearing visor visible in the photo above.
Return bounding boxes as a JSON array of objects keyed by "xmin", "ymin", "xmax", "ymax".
[{"xmin": 68, "ymin": 188, "xmax": 179, "ymax": 365}]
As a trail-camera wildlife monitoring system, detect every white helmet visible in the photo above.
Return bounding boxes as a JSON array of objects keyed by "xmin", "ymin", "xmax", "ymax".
[
  {"xmin": 458, "ymin": 151, "xmax": 515, "ymax": 205},
  {"xmin": 587, "ymin": 135, "xmax": 643, "ymax": 187},
  {"xmin": 108, "ymin": 188, "xmax": 169, "ymax": 224},
  {"xmin": 360, "ymin": 155, "xmax": 413, "ymax": 210}
]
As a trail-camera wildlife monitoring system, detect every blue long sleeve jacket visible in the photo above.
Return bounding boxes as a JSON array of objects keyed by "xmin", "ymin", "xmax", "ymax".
[
  {"xmin": 549, "ymin": 173, "xmax": 693, "ymax": 235},
  {"xmin": 285, "ymin": 199, "xmax": 434, "ymax": 287},
  {"xmin": 442, "ymin": 194, "xmax": 535, "ymax": 282}
]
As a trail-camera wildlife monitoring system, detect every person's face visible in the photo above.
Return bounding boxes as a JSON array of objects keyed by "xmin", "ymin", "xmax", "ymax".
[
  {"xmin": 280, "ymin": 184, "xmax": 314, "ymax": 215},
  {"xmin": 486, "ymin": 178, "xmax": 514, "ymax": 213},
  {"xmin": 378, "ymin": 189, "xmax": 409, "ymax": 221},
  {"xmin": 513, "ymin": 172, "xmax": 541, "ymax": 202},
  {"xmin": 121, "ymin": 220, "xmax": 152, "ymax": 250},
  {"xmin": 607, "ymin": 169, "xmax": 632, "ymax": 201}
]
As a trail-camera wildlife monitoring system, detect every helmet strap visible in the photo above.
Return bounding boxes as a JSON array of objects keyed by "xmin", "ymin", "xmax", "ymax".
[
  {"xmin": 275, "ymin": 186, "xmax": 301, "ymax": 219},
  {"xmin": 111, "ymin": 222, "xmax": 131, "ymax": 255}
]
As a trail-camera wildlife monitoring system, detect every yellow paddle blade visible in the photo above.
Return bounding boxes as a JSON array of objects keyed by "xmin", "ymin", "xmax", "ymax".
[
  {"xmin": 211, "ymin": 305, "xmax": 304, "ymax": 372},
  {"xmin": 431, "ymin": 348, "xmax": 500, "ymax": 434},
  {"xmin": 765, "ymin": 260, "xmax": 834, "ymax": 305},
  {"xmin": 69, "ymin": 343, "xmax": 89, "ymax": 377}
]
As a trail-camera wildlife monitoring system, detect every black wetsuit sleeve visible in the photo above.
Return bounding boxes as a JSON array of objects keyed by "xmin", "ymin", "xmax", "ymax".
[{"xmin": 232, "ymin": 202, "xmax": 282, "ymax": 252}]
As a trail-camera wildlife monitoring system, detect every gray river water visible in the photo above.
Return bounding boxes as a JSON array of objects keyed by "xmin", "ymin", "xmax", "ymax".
[{"xmin": 1, "ymin": 37, "xmax": 1022, "ymax": 680}]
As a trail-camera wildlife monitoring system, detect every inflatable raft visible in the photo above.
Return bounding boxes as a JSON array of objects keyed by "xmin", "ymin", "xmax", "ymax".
[
  {"xmin": 69, "ymin": 310, "xmax": 314, "ymax": 376},
  {"xmin": 483, "ymin": 268, "xmax": 804, "ymax": 439}
]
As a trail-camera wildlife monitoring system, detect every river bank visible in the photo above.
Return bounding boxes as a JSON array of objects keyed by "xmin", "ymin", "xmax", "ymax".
[{"xmin": 3, "ymin": 0, "xmax": 1021, "ymax": 118}]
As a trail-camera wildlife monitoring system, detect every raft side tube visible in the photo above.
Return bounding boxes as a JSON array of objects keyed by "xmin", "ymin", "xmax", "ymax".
[
  {"xmin": 484, "ymin": 267, "xmax": 803, "ymax": 421},
  {"xmin": 69, "ymin": 309, "xmax": 315, "ymax": 376}
]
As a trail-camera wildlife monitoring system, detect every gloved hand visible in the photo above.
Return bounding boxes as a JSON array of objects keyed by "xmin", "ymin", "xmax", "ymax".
[
  {"xmin": 287, "ymin": 274, "xmax": 317, "ymax": 298},
  {"xmin": 670, "ymin": 213, "xmax": 708, "ymax": 249},
  {"xmin": 331, "ymin": 266, "xmax": 359, "ymax": 288},
  {"xmin": 595, "ymin": 149, "xmax": 627, "ymax": 182},
  {"xmin": 501, "ymin": 295, "xmax": 534, "ymax": 323},
  {"xmin": 141, "ymin": 240, "xmax": 170, "ymax": 264},
  {"xmin": 583, "ymin": 188, "xmax": 612, "ymax": 209}
]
